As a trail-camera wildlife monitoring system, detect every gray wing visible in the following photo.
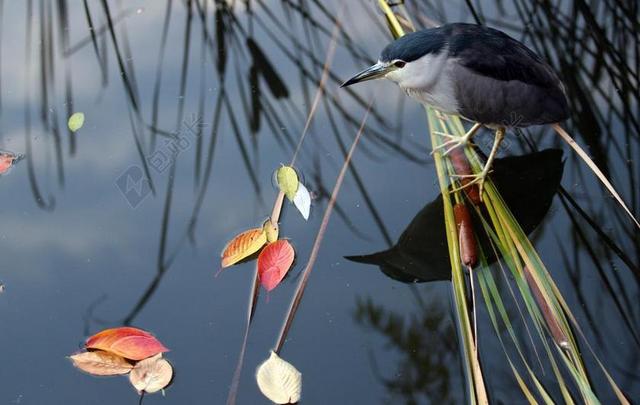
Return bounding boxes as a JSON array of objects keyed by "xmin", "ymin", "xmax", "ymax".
[{"xmin": 446, "ymin": 23, "xmax": 569, "ymax": 126}]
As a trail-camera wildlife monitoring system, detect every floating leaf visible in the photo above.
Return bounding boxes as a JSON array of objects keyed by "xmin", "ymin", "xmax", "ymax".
[
  {"xmin": 68, "ymin": 112, "xmax": 85, "ymax": 132},
  {"xmin": 276, "ymin": 166, "xmax": 299, "ymax": 201},
  {"xmin": 129, "ymin": 353, "xmax": 173, "ymax": 394},
  {"xmin": 263, "ymin": 219, "xmax": 279, "ymax": 243},
  {"xmin": 0, "ymin": 151, "xmax": 22, "ymax": 176},
  {"xmin": 85, "ymin": 327, "xmax": 169, "ymax": 361},
  {"xmin": 0, "ymin": 154, "xmax": 14, "ymax": 175},
  {"xmin": 258, "ymin": 240, "xmax": 295, "ymax": 291},
  {"xmin": 69, "ymin": 350, "xmax": 133, "ymax": 376},
  {"xmin": 221, "ymin": 228, "xmax": 268, "ymax": 268},
  {"xmin": 293, "ymin": 182, "xmax": 311, "ymax": 220},
  {"xmin": 256, "ymin": 351, "xmax": 302, "ymax": 404}
]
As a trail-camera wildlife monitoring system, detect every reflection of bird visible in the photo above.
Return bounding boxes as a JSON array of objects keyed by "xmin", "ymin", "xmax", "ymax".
[
  {"xmin": 342, "ymin": 23, "xmax": 569, "ymax": 198},
  {"xmin": 346, "ymin": 149, "xmax": 564, "ymax": 283}
]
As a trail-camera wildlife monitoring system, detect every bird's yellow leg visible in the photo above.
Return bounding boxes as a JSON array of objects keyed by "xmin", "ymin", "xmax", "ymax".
[
  {"xmin": 451, "ymin": 127, "xmax": 505, "ymax": 201},
  {"xmin": 431, "ymin": 122, "xmax": 482, "ymax": 156}
]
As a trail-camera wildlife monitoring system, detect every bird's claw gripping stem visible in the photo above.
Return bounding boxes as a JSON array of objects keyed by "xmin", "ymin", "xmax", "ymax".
[
  {"xmin": 450, "ymin": 169, "xmax": 492, "ymax": 201},
  {"xmin": 449, "ymin": 126, "xmax": 505, "ymax": 202},
  {"xmin": 430, "ymin": 123, "xmax": 482, "ymax": 156}
]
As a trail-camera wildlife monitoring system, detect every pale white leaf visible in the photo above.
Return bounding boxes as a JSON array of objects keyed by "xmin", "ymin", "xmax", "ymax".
[
  {"xmin": 256, "ymin": 351, "xmax": 302, "ymax": 404},
  {"xmin": 129, "ymin": 353, "xmax": 173, "ymax": 394},
  {"xmin": 292, "ymin": 182, "xmax": 311, "ymax": 220}
]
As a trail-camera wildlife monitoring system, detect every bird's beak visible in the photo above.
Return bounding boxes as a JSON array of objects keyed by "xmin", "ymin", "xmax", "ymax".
[{"xmin": 341, "ymin": 62, "xmax": 394, "ymax": 88}]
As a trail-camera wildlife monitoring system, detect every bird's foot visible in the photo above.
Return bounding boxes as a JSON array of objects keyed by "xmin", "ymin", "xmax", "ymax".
[
  {"xmin": 450, "ymin": 167, "xmax": 492, "ymax": 201},
  {"xmin": 430, "ymin": 131, "xmax": 475, "ymax": 156},
  {"xmin": 431, "ymin": 123, "xmax": 482, "ymax": 156}
]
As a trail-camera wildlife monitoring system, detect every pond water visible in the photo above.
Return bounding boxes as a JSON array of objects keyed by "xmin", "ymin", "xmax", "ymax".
[{"xmin": 0, "ymin": 1, "xmax": 638, "ymax": 404}]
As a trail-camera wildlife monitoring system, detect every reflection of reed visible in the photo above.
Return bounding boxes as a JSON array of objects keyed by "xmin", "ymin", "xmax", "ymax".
[
  {"xmin": 24, "ymin": 0, "xmax": 54, "ymax": 210},
  {"xmin": 354, "ymin": 296, "xmax": 457, "ymax": 405}
]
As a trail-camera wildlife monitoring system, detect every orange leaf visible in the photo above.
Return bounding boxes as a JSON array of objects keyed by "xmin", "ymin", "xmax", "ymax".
[
  {"xmin": 85, "ymin": 327, "xmax": 169, "ymax": 361},
  {"xmin": 221, "ymin": 228, "xmax": 267, "ymax": 268},
  {"xmin": 69, "ymin": 350, "xmax": 133, "ymax": 376},
  {"xmin": 257, "ymin": 240, "xmax": 295, "ymax": 291}
]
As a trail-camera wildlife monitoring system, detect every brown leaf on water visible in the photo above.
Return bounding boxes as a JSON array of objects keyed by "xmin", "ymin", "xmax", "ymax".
[
  {"xmin": 69, "ymin": 350, "xmax": 133, "ymax": 376},
  {"xmin": 221, "ymin": 228, "xmax": 268, "ymax": 268},
  {"xmin": 129, "ymin": 353, "xmax": 174, "ymax": 394}
]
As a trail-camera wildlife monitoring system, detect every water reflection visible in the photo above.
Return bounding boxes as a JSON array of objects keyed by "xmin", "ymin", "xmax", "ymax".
[
  {"xmin": 354, "ymin": 296, "xmax": 456, "ymax": 405},
  {"xmin": 349, "ymin": 149, "xmax": 564, "ymax": 404},
  {"xmin": 347, "ymin": 149, "xmax": 564, "ymax": 283}
]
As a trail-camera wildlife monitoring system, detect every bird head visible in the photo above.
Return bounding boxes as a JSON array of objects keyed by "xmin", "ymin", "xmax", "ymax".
[{"xmin": 341, "ymin": 29, "xmax": 447, "ymax": 89}]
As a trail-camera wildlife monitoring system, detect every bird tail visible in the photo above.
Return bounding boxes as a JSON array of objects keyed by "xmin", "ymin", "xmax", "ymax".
[{"xmin": 551, "ymin": 123, "xmax": 640, "ymax": 229}]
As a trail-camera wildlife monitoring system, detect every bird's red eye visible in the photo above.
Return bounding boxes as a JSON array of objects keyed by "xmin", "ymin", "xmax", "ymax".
[{"xmin": 394, "ymin": 60, "xmax": 406, "ymax": 68}]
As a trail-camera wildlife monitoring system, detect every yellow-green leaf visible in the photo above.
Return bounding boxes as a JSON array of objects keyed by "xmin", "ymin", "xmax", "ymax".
[
  {"xmin": 68, "ymin": 112, "xmax": 85, "ymax": 132},
  {"xmin": 263, "ymin": 219, "xmax": 279, "ymax": 243},
  {"xmin": 276, "ymin": 166, "xmax": 299, "ymax": 201}
]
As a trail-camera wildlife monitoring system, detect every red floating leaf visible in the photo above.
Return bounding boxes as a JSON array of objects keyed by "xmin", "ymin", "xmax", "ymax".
[
  {"xmin": 221, "ymin": 228, "xmax": 267, "ymax": 268},
  {"xmin": 85, "ymin": 327, "xmax": 169, "ymax": 361},
  {"xmin": 257, "ymin": 240, "xmax": 295, "ymax": 291},
  {"xmin": 0, "ymin": 152, "xmax": 19, "ymax": 175}
]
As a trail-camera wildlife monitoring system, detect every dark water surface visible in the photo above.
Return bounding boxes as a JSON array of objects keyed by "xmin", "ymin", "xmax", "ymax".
[{"xmin": 0, "ymin": 1, "xmax": 638, "ymax": 404}]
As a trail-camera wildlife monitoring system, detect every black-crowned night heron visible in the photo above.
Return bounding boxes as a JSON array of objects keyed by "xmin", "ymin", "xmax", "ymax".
[{"xmin": 342, "ymin": 23, "xmax": 569, "ymax": 199}]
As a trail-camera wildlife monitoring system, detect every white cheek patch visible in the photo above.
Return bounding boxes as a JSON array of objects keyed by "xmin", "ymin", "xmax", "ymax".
[
  {"xmin": 400, "ymin": 52, "xmax": 449, "ymax": 88},
  {"xmin": 385, "ymin": 69, "xmax": 402, "ymax": 82},
  {"xmin": 384, "ymin": 51, "xmax": 459, "ymax": 115}
]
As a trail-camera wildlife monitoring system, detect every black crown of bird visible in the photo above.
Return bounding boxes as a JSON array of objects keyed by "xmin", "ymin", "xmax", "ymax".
[{"xmin": 341, "ymin": 23, "xmax": 639, "ymax": 229}]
